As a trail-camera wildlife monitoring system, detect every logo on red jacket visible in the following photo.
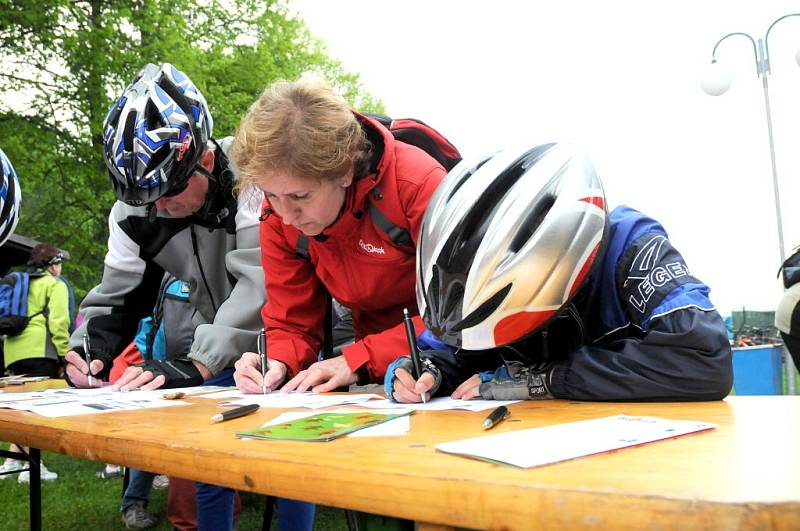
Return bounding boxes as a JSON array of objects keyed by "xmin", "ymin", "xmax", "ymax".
[{"xmin": 358, "ymin": 239, "xmax": 385, "ymax": 255}]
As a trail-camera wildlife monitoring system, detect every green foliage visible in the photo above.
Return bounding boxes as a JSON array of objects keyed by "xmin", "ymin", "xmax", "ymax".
[
  {"xmin": 0, "ymin": 0, "xmax": 382, "ymax": 298},
  {"xmin": 0, "ymin": 449, "xmax": 349, "ymax": 530}
]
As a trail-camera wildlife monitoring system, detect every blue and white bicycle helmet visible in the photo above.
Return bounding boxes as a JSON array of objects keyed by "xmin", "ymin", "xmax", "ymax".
[
  {"xmin": 103, "ymin": 63, "xmax": 213, "ymax": 205},
  {"xmin": 416, "ymin": 142, "xmax": 607, "ymax": 350},
  {"xmin": 0, "ymin": 147, "xmax": 21, "ymax": 246}
]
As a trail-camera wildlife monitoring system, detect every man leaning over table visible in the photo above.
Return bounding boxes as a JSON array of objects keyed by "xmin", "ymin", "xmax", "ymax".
[
  {"xmin": 62, "ymin": 63, "xmax": 314, "ymax": 531},
  {"xmin": 386, "ymin": 142, "xmax": 734, "ymax": 404}
]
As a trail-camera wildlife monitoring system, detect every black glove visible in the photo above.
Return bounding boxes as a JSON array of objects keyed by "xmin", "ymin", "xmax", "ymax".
[
  {"xmin": 134, "ymin": 358, "xmax": 204, "ymax": 389},
  {"xmin": 478, "ymin": 361, "xmax": 555, "ymax": 400}
]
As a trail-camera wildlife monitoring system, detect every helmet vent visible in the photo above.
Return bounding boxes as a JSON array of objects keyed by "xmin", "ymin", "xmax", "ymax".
[
  {"xmin": 430, "ymin": 265, "xmax": 440, "ymax": 315},
  {"xmin": 122, "ymin": 111, "xmax": 137, "ymax": 154},
  {"xmin": 453, "ymin": 283, "xmax": 511, "ymax": 332},
  {"xmin": 444, "ymin": 145, "xmax": 556, "ymax": 272},
  {"xmin": 442, "ymin": 281, "xmax": 464, "ymax": 320},
  {"xmin": 508, "ymin": 194, "xmax": 555, "ymax": 254},
  {"xmin": 445, "ymin": 156, "xmax": 490, "ymax": 202},
  {"xmin": 157, "ymin": 78, "xmax": 193, "ymax": 125}
]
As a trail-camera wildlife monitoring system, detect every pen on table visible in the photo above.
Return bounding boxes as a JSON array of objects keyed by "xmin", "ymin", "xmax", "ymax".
[
  {"xmin": 258, "ymin": 327, "xmax": 268, "ymax": 395},
  {"xmin": 482, "ymin": 405, "xmax": 511, "ymax": 430},
  {"xmin": 211, "ymin": 403, "xmax": 260, "ymax": 423},
  {"xmin": 402, "ymin": 308, "xmax": 426, "ymax": 403},
  {"xmin": 82, "ymin": 332, "xmax": 94, "ymax": 388}
]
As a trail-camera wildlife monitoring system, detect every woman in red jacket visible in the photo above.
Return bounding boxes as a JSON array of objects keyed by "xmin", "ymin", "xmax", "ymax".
[{"xmin": 231, "ymin": 77, "xmax": 447, "ymax": 393}]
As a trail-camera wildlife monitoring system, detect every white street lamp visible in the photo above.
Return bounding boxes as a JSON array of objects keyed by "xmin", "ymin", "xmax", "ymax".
[{"xmin": 702, "ymin": 13, "xmax": 800, "ymax": 394}]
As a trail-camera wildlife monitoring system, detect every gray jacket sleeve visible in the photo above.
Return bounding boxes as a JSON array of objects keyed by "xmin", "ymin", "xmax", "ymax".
[
  {"xmin": 69, "ymin": 202, "xmax": 164, "ymax": 358},
  {"xmin": 187, "ymin": 173, "xmax": 266, "ymax": 376}
]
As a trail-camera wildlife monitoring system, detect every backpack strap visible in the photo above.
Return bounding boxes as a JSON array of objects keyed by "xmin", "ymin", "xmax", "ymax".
[
  {"xmin": 296, "ymin": 233, "xmax": 311, "ymax": 262},
  {"xmin": 367, "ymin": 189, "xmax": 413, "ymax": 248},
  {"xmin": 293, "ymin": 193, "xmax": 413, "ymax": 264},
  {"xmin": 144, "ymin": 275, "xmax": 172, "ymax": 359}
]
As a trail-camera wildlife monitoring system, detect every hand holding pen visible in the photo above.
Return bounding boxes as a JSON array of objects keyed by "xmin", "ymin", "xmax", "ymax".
[
  {"xmin": 258, "ymin": 328, "xmax": 268, "ymax": 395},
  {"xmin": 402, "ymin": 308, "xmax": 426, "ymax": 403}
]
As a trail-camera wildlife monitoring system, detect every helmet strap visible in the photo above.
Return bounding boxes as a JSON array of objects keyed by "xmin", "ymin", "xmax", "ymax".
[{"xmin": 191, "ymin": 145, "xmax": 235, "ymax": 228}]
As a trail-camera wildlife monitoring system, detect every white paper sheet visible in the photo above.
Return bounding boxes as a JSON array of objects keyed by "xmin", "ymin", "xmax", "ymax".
[
  {"xmin": 359, "ymin": 396, "xmax": 520, "ymax": 412},
  {"xmin": 0, "ymin": 387, "xmax": 191, "ymax": 417},
  {"xmin": 435, "ymin": 414, "xmax": 716, "ymax": 468},
  {"xmin": 217, "ymin": 392, "xmax": 382, "ymax": 409}
]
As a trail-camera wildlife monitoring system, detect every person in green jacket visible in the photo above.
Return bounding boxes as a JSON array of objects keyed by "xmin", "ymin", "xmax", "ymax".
[
  {"xmin": 3, "ymin": 243, "xmax": 71, "ymax": 375},
  {"xmin": 0, "ymin": 243, "xmax": 70, "ymax": 483}
]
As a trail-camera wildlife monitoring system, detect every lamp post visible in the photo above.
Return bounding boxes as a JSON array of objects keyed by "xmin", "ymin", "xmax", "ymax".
[{"xmin": 701, "ymin": 13, "xmax": 800, "ymax": 395}]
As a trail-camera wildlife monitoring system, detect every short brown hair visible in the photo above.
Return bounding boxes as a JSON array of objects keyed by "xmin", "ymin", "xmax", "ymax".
[
  {"xmin": 27, "ymin": 243, "xmax": 63, "ymax": 267},
  {"xmin": 232, "ymin": 77, "xmax": 369, "ymax": 191}
]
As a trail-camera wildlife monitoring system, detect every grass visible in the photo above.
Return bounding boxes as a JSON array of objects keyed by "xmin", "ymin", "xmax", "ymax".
[{"xmin": 0, "ymin": 449, "xmax": 349, "ymax": 530}]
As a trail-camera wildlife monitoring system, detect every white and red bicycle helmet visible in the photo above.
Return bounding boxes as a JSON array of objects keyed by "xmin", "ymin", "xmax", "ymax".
[{"xmin": 416, "ymin": 142, "xmax": 607, "ymax": 349}]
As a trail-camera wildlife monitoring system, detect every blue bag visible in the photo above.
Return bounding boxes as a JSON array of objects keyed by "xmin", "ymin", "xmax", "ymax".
[
  {"xmin": 134, "ymin": 276, "xmax": 194, "ymax": 361},
  {"xmin": 0, "ymin": 272, "xmax": 43, "ymax": 336}
]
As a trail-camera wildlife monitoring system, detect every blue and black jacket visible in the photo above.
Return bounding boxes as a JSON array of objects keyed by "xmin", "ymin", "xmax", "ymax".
[{"xmin": 419, "ymin": 206, "xmax": 733, "ymax": 402}]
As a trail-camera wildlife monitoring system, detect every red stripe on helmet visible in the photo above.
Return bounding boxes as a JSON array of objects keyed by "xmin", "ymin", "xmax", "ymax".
[
  {"xmin": 579, "ymin": 196, "xmax": 605, "ymax": 209},
  {"xmin": 494, "ymin": 309, "xmax": 555, "ymax": 346},
  {"xmin": 569, "ymin": 241, "xmax": 601, "ymax": 297}
]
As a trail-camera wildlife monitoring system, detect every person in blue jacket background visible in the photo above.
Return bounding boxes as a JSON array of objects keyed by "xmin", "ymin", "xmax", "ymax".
[{"xmin": 387, "ymin": 142, "xmax": 732, "ymax": 403}]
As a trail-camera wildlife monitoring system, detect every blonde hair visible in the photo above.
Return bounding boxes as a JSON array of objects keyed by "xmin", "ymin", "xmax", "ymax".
[{"xmin": 232, "ymin": 76, "xmax": 369, "ymax": 191}]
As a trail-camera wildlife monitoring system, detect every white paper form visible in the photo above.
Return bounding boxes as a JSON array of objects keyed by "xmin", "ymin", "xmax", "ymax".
[
  {"xmin": 0, "ymin": 387, "xmax": 191, "ymax": 417},
  {"xmin": 0, "ymin": 386, "xmax": 110, "ymax": 403},
  {"xmin": 214, "ymin": 392, "xmax": 383, "ymax": 409},
  {"xmin": 435, "ymin": 414, "xmax": 716, "ymax": 468},
  {"xmin": 358, "ymin": 396, "xmax": 520, "ymax": 412}
]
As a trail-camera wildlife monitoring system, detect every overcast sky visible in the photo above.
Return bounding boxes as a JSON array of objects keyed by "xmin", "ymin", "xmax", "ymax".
[{"xmin": 293, "ymin": 0, "xmax": 800, "ymax": 317}]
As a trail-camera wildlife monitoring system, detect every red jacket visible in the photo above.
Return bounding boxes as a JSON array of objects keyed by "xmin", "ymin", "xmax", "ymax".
[{"xmin": 260, "ymin": 114, "xmax": 446, "ymax": 380}]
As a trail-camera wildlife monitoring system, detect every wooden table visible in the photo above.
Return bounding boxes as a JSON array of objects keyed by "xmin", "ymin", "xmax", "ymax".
[{"xmin": 0, "ymin": 386, "xmax": 798, "ymax": 530}]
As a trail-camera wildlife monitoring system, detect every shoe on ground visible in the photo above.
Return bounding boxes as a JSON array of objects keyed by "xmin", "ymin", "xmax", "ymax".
[
  {"xmin": 96, "ymin": 464, "xmax": 122, "ymax": 479},
  {"xmin": 18, "ymin": 462, "xmax": 57, "ymax": 483},
  {"xmin": 0, "ymin": 459, "xmax": 24, "ymax": 478},
  {"xmin": 152, "ymin": 474, "xmax": 169, "ymax": 490},
  {"xmin": 121, "ymin": 501, "xmax": 158, "ymax": 530}
]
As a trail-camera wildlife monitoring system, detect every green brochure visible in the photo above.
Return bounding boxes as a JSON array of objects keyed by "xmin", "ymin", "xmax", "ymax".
[{"xmin": 236, "ymin": 411, "xmax": 412, "ymax": 442}]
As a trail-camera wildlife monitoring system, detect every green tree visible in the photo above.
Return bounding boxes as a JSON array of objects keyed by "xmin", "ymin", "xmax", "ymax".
[{"xmin": 0, "ymin": 0, "xmax": 382, "ymax": 297}]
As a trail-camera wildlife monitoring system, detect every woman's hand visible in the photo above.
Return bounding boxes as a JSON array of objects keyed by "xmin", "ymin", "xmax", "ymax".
[
  {"xmin": 281, "ymin": 356, "xmax": 358, "ymax": 393},
  {"xmin": 233, "ymin": 352, "xmax": 287, "ymax": 394}
]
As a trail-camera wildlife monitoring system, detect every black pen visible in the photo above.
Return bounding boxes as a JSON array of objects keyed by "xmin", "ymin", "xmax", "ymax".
[
  {"xmin": 82, "ymin": 332, "xmax": 94, "ymax": 388},
  {"xmin": 482, "ymin": 405, "xmax": 511, "ymax": 430},
  {"xmin": 258, "ymin": 328, "xmax": 267, "ymax": 395},
  {"xmin": 211, "ymin": 403, "xmax": 260, "ymax": 423},
  {"xmin": 402, "ymin": 308, "xmax": 426, "ymax": 403}
]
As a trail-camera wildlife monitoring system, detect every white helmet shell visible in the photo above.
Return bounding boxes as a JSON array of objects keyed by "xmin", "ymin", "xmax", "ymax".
[{"xmin": 416, "ymin": 143, "xmax": 607, "ymax": 349}]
